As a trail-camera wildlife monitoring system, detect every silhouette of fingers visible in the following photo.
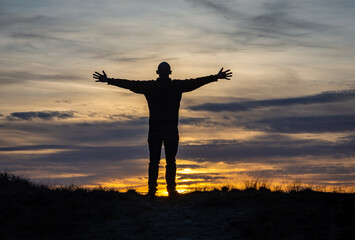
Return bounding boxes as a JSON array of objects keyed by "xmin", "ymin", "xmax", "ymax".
[
  {"xmin": 219, "ymin": 67, "xmax": 223, "ymax": 73},
  {"xmin": 102, "ymin": 70, "xmax": 106, "ymax": 76},
  {"xmin": 223, "ymin": 69, "xmax": 232, "ymax": 80},
  {"xmin": 94, "ymin": 72, "xmax": 103, "ymax": 77}
]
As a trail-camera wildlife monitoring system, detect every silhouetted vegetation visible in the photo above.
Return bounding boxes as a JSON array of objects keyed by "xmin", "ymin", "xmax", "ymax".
[{"xmin": 1, "ymin": 172, "xmax": 354, "ymax": 239}]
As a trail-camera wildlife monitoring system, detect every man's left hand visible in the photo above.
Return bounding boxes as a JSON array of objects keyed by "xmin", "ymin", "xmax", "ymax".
[{"xmin": 217, "ymin": 68, "xmax": 232, "ymax": 80}]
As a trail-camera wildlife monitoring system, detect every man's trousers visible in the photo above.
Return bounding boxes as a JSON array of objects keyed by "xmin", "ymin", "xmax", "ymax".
[{"xmin": 147, "ymin": 125, "xmax": 179, "ymax": 193}]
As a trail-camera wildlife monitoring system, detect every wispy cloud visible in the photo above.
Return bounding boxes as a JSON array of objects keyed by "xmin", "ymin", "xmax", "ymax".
[
  {"xmin": 235, "ymin": 164, "xmax": 355, "ymax": 185},
  {"xmin": 179, "ymin": 136, "xmax": 355, "ymax": 162},
  {"xmin": 244, "ymin": 114, "xmax": 355, "ymax": 133},
  {"xmin": 187, "ymin": 0, "xmax": 331, "ymax": 48},
  {"xmin": 7, "ymin": 111, "xmax": 75, "ymax": 121},
  {"xmin": 0, "ymin": 71, "xmax": 82, "ymax": 85},
  {"xmin": 189, "ymin": 90, "xmax": 355, "ymax": 112},
  {"xmin": 0, "ymin": 13, "xmax": 57, "ymax": 28},
  {"xmin": 0, "ymin": 114, "xmax": 212, "ymax": 147},
  {"xmin": 55, "ymin": 99, "xmax": 72, "ymax": 104},
  {"xmin": 177, "ymin": 173, "xmax": 226, "ymax": 184},
  {"xmin": 8, "ymin": 32, "xmax": 69, "ymax": 42},
  {"xmin": 0, "ymin": 115, "xmax": 148, "ymax": 147}
]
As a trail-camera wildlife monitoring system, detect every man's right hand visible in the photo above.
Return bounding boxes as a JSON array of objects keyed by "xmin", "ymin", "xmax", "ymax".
[{"xmin": 93, "ymin": 71, "xmax": 108, "ymax": 82}]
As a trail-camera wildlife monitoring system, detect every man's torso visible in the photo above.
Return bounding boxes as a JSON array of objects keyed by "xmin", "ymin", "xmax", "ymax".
[{"xmin": 144, "ymin": 79, "xmax": 182, "ymax": 126}]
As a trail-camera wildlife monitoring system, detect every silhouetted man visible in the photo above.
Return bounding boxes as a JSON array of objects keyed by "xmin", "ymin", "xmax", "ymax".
[{"xmin": 93, "ymin": 62, "xmax": 232, "ymax": 198}]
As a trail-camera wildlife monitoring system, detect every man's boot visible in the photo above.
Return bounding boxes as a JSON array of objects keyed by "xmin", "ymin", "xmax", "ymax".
[
  {"xmin": 168, "ymin": 189, "xmax": 180, "ymax": 199},
  {"xmin": 146, "ymin": 189, "xmax": 156, "ymax": 199}
]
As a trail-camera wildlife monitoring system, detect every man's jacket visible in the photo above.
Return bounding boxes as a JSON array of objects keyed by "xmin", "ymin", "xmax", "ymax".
[{"xmin": 107, "ymin": 75, "xmax": 217, "ymax": 126}]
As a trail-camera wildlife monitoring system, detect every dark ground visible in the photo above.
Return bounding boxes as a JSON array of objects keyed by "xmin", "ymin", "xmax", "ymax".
[{"xmin": 0, "ymin": 173, "xmax": 354, "ymax": 240}]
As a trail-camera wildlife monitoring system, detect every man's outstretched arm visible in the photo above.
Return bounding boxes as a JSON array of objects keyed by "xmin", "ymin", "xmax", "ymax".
[
  {"xmin": 93, "ymin": 71, "xmax": 148, "ymax": 94},
  {"xmin": 178, "ymin": 68, "xmax": 232, "ymax": 93}
]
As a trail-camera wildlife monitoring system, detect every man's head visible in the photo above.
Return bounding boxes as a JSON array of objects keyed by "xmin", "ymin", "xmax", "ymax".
[{"xmin": 156, "ymin": 62, "xmax": 171, "ymax": 78}]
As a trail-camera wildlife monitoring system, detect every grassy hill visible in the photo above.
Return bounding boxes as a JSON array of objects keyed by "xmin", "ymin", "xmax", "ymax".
[{"xmin": 1, "ymin": 172, "xmax": 354, "ymax": 240}]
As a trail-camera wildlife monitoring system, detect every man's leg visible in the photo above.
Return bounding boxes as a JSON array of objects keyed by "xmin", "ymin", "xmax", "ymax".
[
  {"xmin": 164, "ymin": 129, "xmax": 179, "ymax": 193},
  {"xmin": 148, "ymin": 136, "xmax": 162, "ymax": 194}
]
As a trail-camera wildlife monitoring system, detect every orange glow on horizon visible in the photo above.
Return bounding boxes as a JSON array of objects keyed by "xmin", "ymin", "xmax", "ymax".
[
  {"xmin": 81, "ymin": 179, "xmax": 355, "ymax": 195},
  {"xmin": 77, "ymin": 157, "xmax": 355, "ymax": 195}
]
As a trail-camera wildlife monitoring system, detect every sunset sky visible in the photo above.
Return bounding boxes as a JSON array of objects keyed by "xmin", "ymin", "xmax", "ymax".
[{"xmin": 1, "ymin": 0, "xmax": 354, "ymax": 194}]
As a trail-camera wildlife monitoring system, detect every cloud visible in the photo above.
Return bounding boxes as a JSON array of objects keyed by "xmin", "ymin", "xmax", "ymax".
[
  {"xmin": 40, "ymin": 145, "xmax": 148, "ymax": 164},
  {"xmin": 179, "ymin": 117, "xmax": 210, "ymax": 125},
  {"xmin": 7, "ymin": 111, "xmax": 75, "ymax": 121},
  {"xmin": 283, "ymin": 164, "xmax": 355, "ymax": 175},
  {"xmin": 0, "ymin": 144, "xmax": 149, "ymax": 187},
  {"xmin": 2, "ymin": 135, "xmax": 354, "ymax": 185},
  {"xmin": 187, "ymin": 0, "xmax": 332, "ymax": 49},
  {"xmin": 243, "ymin": 164, "xmax": 355, "ymax": 176},
  {"xmin": 176, "ymin": 173, "xmax": 227, "ymax": 185},
  {"xmin": 0, "ymin": 114, "xmax": 215, "ymax": 147},
  {"xmin": 233, "ymin": 164, "xmax": 355, "ymax": 185},
  {"xmin": 178, "ymin": 173, "xmax": 226, "ymax": 181},
  {"xmin": 177, "ymin": 164, "xmax": 205, "ymax": 169},
  {"xmin": 179, "ymin": 136, "xmax": 355, "ymax": 163},
  {"xmin": 0, "ymin": 13, "xmax": 57, "ymax": 28},
  {"xmin": 192, "ymin": 0, "xmax": 325, "ymax": 35},
  {"xmin": 1, "ymin": 131, "xmax": 354, "ymax": 186},
  {"xmin": 9, "ymin": 32, "xmax": 59, "ymax": 40},
  {"xmin": 55, "ymin": 99, "xmax": 72, "ymax": 104},
  {"xmin": 0, "ymin": 144, "xmax": 149, "ymax": 186},
  {"xmin": 251, "ymin": 12, "xmax": 325, "ymax": 37},
  {"xmin": 0, "ymin": 71, "xmax": 82, "ymax": 85},
  {"xmin": 190, "ymin": 0, "xmax": 236, "ymax": 17},
  {"xmin": 245, "ymin": 114, "xmax": 355, "ymax": 133},
  {"xmin": 2, "ymin": 130, "xmax": 354, "ymax": 165},
  {"xmin": 2, "ymin": 107, "xmax": 355, "ymax": 162},
  {"xmin": 0, "ymin": 115, "xmax": 148, "ymax": 147},
  {"xmin": 186, "ymin": 90, "xmax": 355, "ymax": 134},
  {"xmin": 188, "ymin": 89, "xmax": 355, "ymax": 112}
]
